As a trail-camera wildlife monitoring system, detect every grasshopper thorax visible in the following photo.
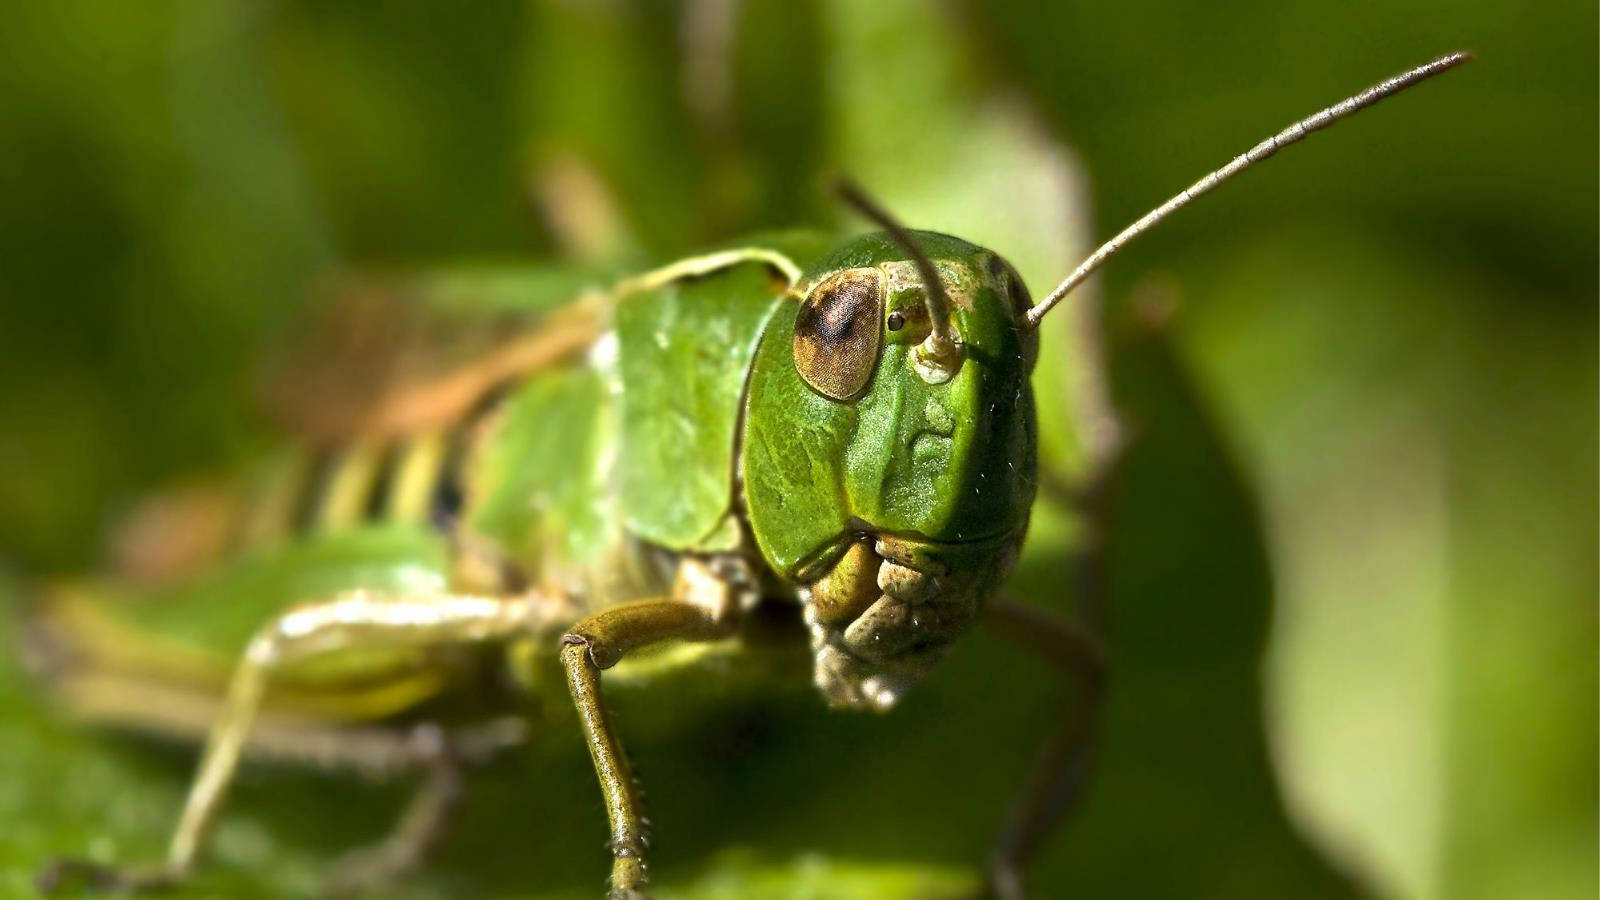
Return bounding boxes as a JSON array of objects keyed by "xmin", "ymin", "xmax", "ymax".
[{"xmin": 740, "ymin": 231, "xmax": 1038, "ymax": 710}]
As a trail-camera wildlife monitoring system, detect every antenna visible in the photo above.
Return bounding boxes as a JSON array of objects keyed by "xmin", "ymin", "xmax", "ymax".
[
  {"xmin": 1024, "ymin": 51, "xmax": 1472, "ymax": 329},
  {"xmin": 834, "ymin": 178, "xmax": 963, "ymax": 375}
]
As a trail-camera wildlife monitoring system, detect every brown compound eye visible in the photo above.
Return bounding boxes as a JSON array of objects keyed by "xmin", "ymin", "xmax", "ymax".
[{"xmin": 793, "ymin": 269, "xmax": 884, "ymax": 401}]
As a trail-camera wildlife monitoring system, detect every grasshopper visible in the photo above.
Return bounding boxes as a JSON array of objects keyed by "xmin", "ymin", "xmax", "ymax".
[{"xmin": 31, "ymin": 54, "xmax": 1467, "ymax": 899}]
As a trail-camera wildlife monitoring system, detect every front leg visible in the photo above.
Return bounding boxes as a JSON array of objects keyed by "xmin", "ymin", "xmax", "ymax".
[
  {"xmin": 560, "ymin": 558, "xmax": 739, "ymax": 899},
  {"xmin": 982, "ymin": 597, "xmax": 1107, "ymax": 900}
]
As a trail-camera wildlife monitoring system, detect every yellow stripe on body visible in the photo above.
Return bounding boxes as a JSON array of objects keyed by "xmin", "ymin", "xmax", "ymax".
[
  {"xmin": 314, "ymin": 443, "xmax": 383, "ymax": 530},
  {"xmin": 611, "ymin": 247, "xmax": 802, "ymax": 299},
  {"xmin": 389, "ymin": 430, "xmax": 447, "ymax": 525}
]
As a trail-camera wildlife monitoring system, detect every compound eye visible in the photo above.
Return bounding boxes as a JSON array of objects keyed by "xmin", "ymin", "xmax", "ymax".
[{"xmin": 793, "ymin": 269, "xmax": 884, "ymax": 401}]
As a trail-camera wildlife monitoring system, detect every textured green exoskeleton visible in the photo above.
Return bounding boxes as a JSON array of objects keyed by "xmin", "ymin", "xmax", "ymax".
[
  {"xmin": 30, "ymin": 53, "xmax": 1469, "ymax": 900},
  {"xmin": 31, "ymin": 230, "xmax": 1060, "ymax": 900},
  {"xmin": 742, "ymin": 232, "xmax": 1037, "ymax": 709}
]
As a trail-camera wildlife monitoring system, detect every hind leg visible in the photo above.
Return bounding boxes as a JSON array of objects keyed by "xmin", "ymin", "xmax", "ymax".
[
  {"xmin": 37, "ymin": 590, "xmax": 546, "ymax": 895},
  {"xmin": 318, "ymin": 723, "xmax": 466, "ymax": 898}
]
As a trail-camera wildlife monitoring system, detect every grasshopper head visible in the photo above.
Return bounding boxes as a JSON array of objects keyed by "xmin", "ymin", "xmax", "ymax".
[
  {"xmin": 741, "ymin": 231, "xmax": 1037, "ymax": 710},
  {"xmin": 740, "ymin": 54, "xmax": 1478, "ymax": 707}
]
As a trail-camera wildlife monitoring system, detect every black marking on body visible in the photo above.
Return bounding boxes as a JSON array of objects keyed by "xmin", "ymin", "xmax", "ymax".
[
  {"xmin": 292, "ymin": 447, "xmax": 341, "ymax": 533},
  {"xmin": 364, "ymin": 441, "xmax": 402, "ymax": 520},
  {"xmin": 430, "ymin": 379, "xmax": 514, "ymax": 534}
]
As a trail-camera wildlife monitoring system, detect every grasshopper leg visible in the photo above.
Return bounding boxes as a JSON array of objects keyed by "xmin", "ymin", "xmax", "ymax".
[
  {"xmin": 561, "ymin": 559, "xmax": 740, "ymax": 900},
  {"xmin": 981, "ymin": 598, "xmax": 1107, "ymax": 900},
  {"xmin": 319, "ymin": 723, "xmax": 465, "ymax": 898},
  {"xmin": 39, "ymin": 590, "xmax": 543, "ymax": 895}
]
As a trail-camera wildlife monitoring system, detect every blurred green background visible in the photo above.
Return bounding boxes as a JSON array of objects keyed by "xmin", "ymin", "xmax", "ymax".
[{"xmin": 0, "ymin": 2, "xmax": 1592, "ymax": 899}]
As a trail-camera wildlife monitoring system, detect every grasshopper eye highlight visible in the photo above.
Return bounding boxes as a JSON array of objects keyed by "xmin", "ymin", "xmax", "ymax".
[{"xmin": 793, "ymin": 269, "xmax": 884, "ymax": 401}]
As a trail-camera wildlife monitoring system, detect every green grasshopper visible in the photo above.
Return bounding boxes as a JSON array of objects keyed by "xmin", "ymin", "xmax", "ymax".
[{"xmin": 31, "ymin": 54, "xmax": 1467, "ymax": 899}]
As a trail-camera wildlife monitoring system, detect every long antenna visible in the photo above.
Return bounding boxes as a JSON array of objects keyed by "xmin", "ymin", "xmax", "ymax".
[
  {"xmin": 835, "ymin": 178, "xmax": 963, "ymax": 374},
  {"xmin": 1024, "ymin": 51, "xmax": 1472, "ymax": 329}
]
